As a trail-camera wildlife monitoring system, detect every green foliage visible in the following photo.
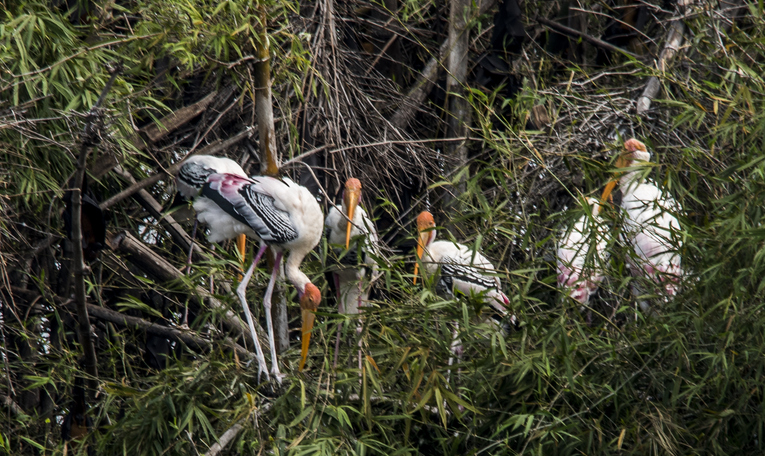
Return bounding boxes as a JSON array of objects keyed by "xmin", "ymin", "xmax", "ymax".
[{"xmin": 5, "ymin": 0, "xmax": 765, "ymax": 455}]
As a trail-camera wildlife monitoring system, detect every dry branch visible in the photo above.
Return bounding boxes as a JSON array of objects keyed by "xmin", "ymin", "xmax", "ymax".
[
  {"xmin": 110, "ymin": 165, "xmax": 205, "ymax": 263},
  {"xmin": 140, "ymin": 91, "xmax": 219, "ymax": 144},
  {"xmin": 536, "ymin": 16, "xmax": 639, "ymax": 59},
  {"xmin": 204, "ymin": 423, "xmax": 244, "ymax": 456},
  {"xmin": 636, "ymin": 19, "xmax": 686, "ymax": 115},
  {"xmin": 79, "ymin": 300, "xmax": 254, "ymax": 360},
  {"xmin": 107, "ymin": 231, "xmax": 267, "ymax": 349},
  {"xmin": 390, "ymin": 0, "xmax": 498, "ymax": 130},
  {"xmin": 71, "ymin": 68, "xmax": 120, "ymax": 395},
  {"xmin": 1, "ymin": 393, "xmax": 25, "ymax": 418}
]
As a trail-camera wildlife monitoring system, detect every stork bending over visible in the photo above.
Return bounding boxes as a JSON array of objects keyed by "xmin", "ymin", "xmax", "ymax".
[
  {"xmin": 557, "ymin": 197, "xmax": 610, "ymax": 315},
  {"xmin": 193, "ymin": 172, "xmax": 323, "ymax": 381},
  {"xmin": 601, "ymin": 138, "xmax": 684, "ymax": 313},
  {"xmin": 324, "ymin": 178, "xmax": 379, "ymax": 370}
]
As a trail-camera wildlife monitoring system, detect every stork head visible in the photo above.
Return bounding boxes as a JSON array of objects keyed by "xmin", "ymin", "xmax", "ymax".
[
  {"xmin": 414, "ymin": 211, "xmax": 436, "ymax": 284},
  {"xmin": 343, "ymin": 178, "xmax": 362, "ymax": 249},
  {"xmin": 623, "ymin": 138, "xmax": 651, "ymax": 163},
  {"xmin": 599, "ymin": 138, "xmax": 651, "ymax": 208},
  {"xmin": 298, "ymin": 282, "xmax": 321, "ymax": 372}
]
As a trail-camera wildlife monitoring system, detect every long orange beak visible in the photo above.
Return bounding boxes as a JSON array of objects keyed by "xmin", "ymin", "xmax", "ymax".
[
  {"xmin": 597, "ymin": 155, "xmax": 628, "ymax": 214},
  {"xmin": 413, "ymin": 230, "xmax": 429, "ymax": 285},
  {"xmin": 299, "ymin": 308, "xmax": 315, "ymax": 371},
  {"xmin": 236, "ymin": 233, "xmax": 246, "ymax": 279},
  {"xmin": 344, "ymin": 189, "xmax": 360, "ymax": 249}
]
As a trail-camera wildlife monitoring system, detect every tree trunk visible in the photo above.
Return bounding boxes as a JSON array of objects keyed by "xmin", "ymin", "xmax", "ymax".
[
  {"xmin": 253, "ymin": 6, "xmax": 290, "ymax": 354},
  {"xmin": 444, "ymin": 0, "xmax": 472, "ymax": 212}
]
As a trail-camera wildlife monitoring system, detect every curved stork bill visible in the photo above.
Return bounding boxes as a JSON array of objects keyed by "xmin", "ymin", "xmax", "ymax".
[
  {"xmin": 413, "ymin": 211, "xmax": 437, "ymax": 285},
  {"xmin": 299, "ymin": 283, "xmax": 322, "ymax": 371},
  {"xmin": 344, "ymin": 178, "xmax": 362, "ymax": 249},
  {"xmin": 598, "ymin": 138, "xmax": 646, "ymax": 211}
]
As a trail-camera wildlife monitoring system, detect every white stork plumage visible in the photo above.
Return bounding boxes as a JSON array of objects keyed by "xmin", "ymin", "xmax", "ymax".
[
  {"xmin": 557, "ymin": 197, "xmax": 610, "ymax": 309},
  {"xmin": 175, "ymin": 155, "xmax": 249, "ymax": 324},
  {"xmin": 194, "ymin": 172, "xmax": 323, "ymax": 380},
  {"xmin": 414, "ymin": 211, "xmax": 513, "ymax": 373},
  {"xmin": 601, "ymin": 138, "xmax": 684, "ymax": 313},
  {"xmin": 414, "ymin": 211, "xmax": 511, "ymax": 317},
  {"xmin": 324, "ymin": 178, "xmax": 379, "ymax": 369}
]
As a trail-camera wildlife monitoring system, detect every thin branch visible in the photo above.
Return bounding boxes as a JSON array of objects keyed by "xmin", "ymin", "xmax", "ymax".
[
  {"xmin": 71, "ymin": 67, "xmax": 120, "ymax": 397},
  {"xmin": 107, "ymin": 231, "xmax": 268, "ymax": 349},
  {"xmin": 1, "ymin": 393, "xmax": 26, "ymax": 418},
  {"xmin": 204, "ymin": 423, "xmax": 244, "ymax": 456},
  {"xmin": 636, "ymin": 4, "xmax": 689, "ymax": 114},
  {"xmin": 536, "ymin": 16, "xmax": 639, "ymax": 59}
]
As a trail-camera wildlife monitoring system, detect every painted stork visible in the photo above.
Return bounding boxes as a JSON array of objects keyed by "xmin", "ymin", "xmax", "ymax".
[
  {"xmin": 324, "ymin": 178, "xmax": 379, "ymax": 370},
  {"xmin": 414, "ymin": 211, "xmax": 513, "ymax": 374},
  {"xmin": 600, "ymin": 138, "xmax": 684, "ymax": 312},
  {"xmin": 557, "ymin": 197, "xmax": 610, "ymax": 310},
  {"xmin": 175, "ymin": 155, "xmax": 249, "ymax": 323},
  {"xmin": 193, "ymin": 172, "xmax": 323, "ymax": 381},
  {"xmin": 414, "ymin": 211, "xmax": 511, "ymax": 317}
]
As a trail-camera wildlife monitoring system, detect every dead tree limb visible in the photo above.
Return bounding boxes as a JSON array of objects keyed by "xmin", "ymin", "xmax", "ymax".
[
  {"xmin": 110, "ymin": 165, "xmax": 205, "ymax": 263},
  {"xmin": 1, "ymin": 393, "xmax": 26, "ymax": 418},
  {"xmin": 390, "ymin": 0, "xmax": 498, "ymax": 130},
  {"xmin": 536, "ymin": 16, "xmax": 639, "ymax": 59},
  {"xmin": 107, "ymin": 231, "xmax": 268, "ymax": 350},
  {"xmin": 77, "ymin": 301, "xmax": 255, "ymax": 360},
  {"xmin": 252, "ymin": 5, "xmax": 289, "ymax": 354},
  {"xmin": 140, "ymin": 91, "xmax": 219, "ymax": 144},
  {"xmin": 72, "ymin": 67, "xmax": 120, "ymax": 396},
  {"xmin": 204, "ymin": 423, "xmax": 245, "ymax": 456},
  {"xmin": 254, "ymin": 7, "xmax": 279, "ymax": 177},
  {"xmin": 636, "ymin": 19, "xmax": 686, "ymax": 114}
]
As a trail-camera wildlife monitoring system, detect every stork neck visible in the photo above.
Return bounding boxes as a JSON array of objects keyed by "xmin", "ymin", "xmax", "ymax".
[
  {"xmin": 620, "ymin": 161, "xmax": 645, "ymax": 189},
  {"xmin": 285, "ymin": 248, "xmax": 311, "ymax": 292}
]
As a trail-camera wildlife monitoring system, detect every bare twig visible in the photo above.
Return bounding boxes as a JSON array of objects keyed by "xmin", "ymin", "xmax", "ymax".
[
  {"xmin": 536, "ymin": 16, "xmax": 639, "ymax": 59},
  {"xmin": 636, "ymin": 18, "xmax": 686, "ymax": 114},
  {"xmin": 72, "ymin": 66, "xmax": 120, "ymax": 396},
  {"xmin": 107, "ymin": 231, "xmax": 268, "ymax": 350},
  {"xmin": 1, "ymin": 393, "xmax": 26, "ymax": 418},
  {"xmin": 141, "ymin": 91, "xmax": 219, "ymax": 144},
  {"xmin": 204, "ymin": 423, "xmax": 245, "ymax": 456}
]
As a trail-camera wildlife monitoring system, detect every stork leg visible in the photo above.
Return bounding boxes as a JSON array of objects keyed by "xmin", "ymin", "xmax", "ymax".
[
  {"xmin": 182, "ymin": 219, "xmax": 199, "ymax": 327},
  {"xmin": 446, "ymin": 321, "xmax": 462, "ymax": 384},
  {"xmin": 262, "ymin": 251, "xmax": 284, "ymax": 382},
  {"xmin": 236, "ymin": 243, "xmax": 269, "ymax": 382},
  {"xmin": 357, "ymin": 281, "xmax": 363, "ymax": 374},
  {"xmin": 333, "ymin": 273, "xmax": 343, "ymax": 369}
]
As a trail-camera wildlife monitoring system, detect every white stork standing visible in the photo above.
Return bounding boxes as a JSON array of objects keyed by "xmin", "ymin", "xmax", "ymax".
[
  {"xmin": 601, "ymin": 138, "xmax": 684, "ymax": 313},
  {"xmin": 194, "ymin": 172, "xmax": 323, "ymax": 381},
  {"xmin": 175, "ymin": 155, "xmax": 249, "ymax": 324},
  {"xmin": 414, "ymin": 211, "xmax": 513, "ymax": 371},
  {"xmin": 324, "ymin": 178, "xmax": 379, "ymax": 370},
  {"xmin": 557, "ymin": 197, "xmax": 610, "ymax": 314}
]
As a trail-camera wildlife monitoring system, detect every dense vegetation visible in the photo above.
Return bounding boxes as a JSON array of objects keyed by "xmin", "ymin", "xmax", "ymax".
[{"xmin": 2, "ymin": 0, "xmax": 765, "ymax": 454}]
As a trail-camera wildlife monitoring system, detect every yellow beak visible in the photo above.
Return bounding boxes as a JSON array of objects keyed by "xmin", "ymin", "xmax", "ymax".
[
  {"xmin": 299, "ymin": 308, "xmax": 316, "ymax": 372},
  {"xmin": 413, "ymin": 230, "xmax": 429, "ymax": 285},
  {"xmin": 344, "ymin": 189, "xmax": 360, "ymax": 249},
  {"xmin": 598, "ymin": 155, "xmax": 628, "ymax": 214}
]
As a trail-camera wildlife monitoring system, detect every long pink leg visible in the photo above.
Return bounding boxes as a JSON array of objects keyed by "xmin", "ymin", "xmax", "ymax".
[
  {"xmin": 236, "ymin": 243, "xmax": 269, "ymax": 381},
  {"xmin": 333, "ymin": 273, "xmax": 343, "ymax": 369},
  {"xmin": 262, "ymin": 251, "xmax": 284, "ymax": 382},
  {"xmin": 182, "ymin": 219, "xmax": 199, "ymax": 327}
]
